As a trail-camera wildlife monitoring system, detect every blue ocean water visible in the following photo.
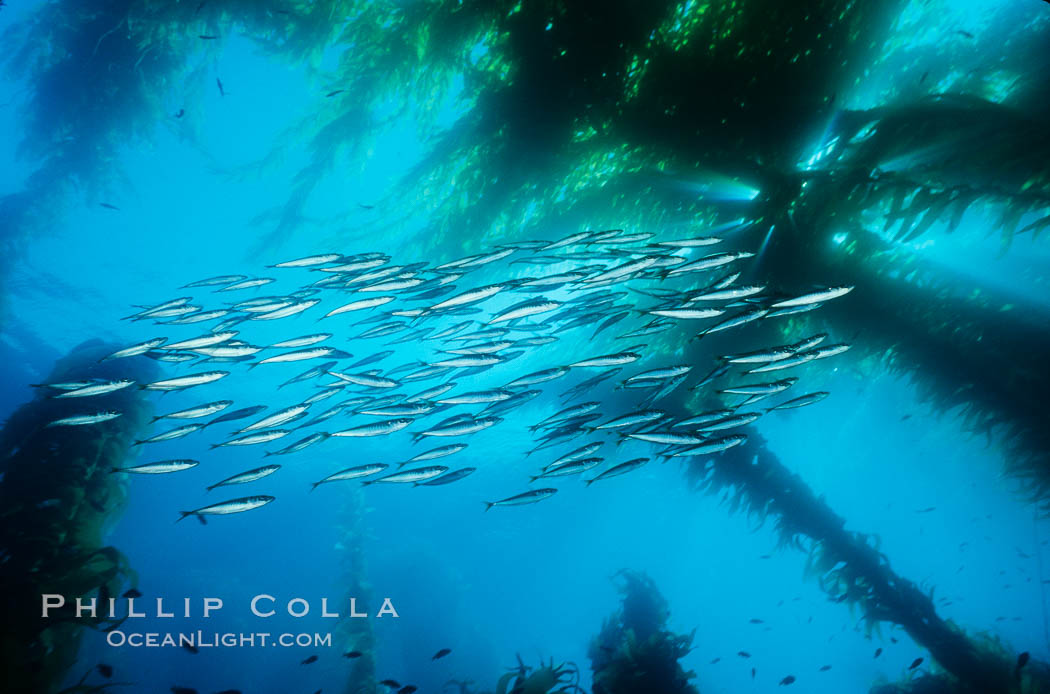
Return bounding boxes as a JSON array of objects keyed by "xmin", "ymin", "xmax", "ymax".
[{"xmin": 2, "ymin": 1, "xmax": 1050, "ymax": 693}]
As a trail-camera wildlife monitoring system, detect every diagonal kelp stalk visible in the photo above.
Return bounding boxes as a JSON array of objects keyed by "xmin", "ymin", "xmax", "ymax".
[
  {"xmin": 589, "ymin": 570, "xmax": 699, "ymax": 694},
  {"xmin": 0, "ymin": 340, "xmax": 156, "ymax": 693},
  {"xmin": 675, "ymin": 427, "xmax": 1039, "ymax": 693}
]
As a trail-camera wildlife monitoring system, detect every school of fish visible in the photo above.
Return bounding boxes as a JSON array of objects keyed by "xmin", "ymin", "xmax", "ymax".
[{"xmin": 38, "ymin": 227, "xmax": 852, "ymax": 522}]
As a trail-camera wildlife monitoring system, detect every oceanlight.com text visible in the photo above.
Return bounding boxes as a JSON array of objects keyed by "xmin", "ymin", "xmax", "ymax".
[{"xmin": 105, "ymin": 630, "xmax": 333, "ymax": 649}]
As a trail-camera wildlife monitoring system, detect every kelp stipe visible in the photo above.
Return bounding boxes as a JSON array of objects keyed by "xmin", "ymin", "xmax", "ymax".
[
  {"xmin": 333, "ymin": 487, "xmax": 377, "ymax": 694},
  {"xmin": 588, "ymin": 570, "xmax": 699, "ymax": 694},
  {"xmin": 674, "ymin": 426, "xmax": 1045, "ymax": 693},
  {"xmin": 0, "ymin": 340, "xmax": 155, "ymax": 692}
]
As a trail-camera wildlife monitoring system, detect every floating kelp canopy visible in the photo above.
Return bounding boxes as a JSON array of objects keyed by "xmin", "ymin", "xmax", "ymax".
[
  {"xmin": 589, "ymin": 570, "xmax": 698, "ymax": 694},
  {"xmin": 0, "ymin": 340, "xmax": 156, "ymax": 693},
  {"xmin": 5, "ymin": 0, "xmax": 1049, "ymax": 505}
]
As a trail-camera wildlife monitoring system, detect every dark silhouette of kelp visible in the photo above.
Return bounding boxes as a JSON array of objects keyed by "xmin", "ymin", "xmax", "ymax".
[
  {"xmin": 589, "ymin": 570, "xmax": 698, "ymax": 694},
  {"xmin": 0, "ymin": 340, "xmax": 156, "ymax": 693}
]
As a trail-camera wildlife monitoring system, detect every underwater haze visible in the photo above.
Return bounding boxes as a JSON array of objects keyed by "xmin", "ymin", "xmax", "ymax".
[{"xmin": 2, "ymin": 1, "xmax": 1050, "ymax": 694}]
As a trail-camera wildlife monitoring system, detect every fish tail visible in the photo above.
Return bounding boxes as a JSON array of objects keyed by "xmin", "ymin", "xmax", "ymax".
[
  {"xmin": 309, "ymin": 482, "xmax": 321, "ymax": 492},
  {"xmin": 175, "ymin": 511, "xmax": 195, "ymax": 523},
  {"xmin": 208, "ymin": 443, "xmax": 221, "ymax": 450},
  {"xmin": 584, "ymin": 479, "xmax": 595, "ymax": 487},
  {"xmin": 132, "ymin": 440, "xmax": 144, "ymax": 447},
  {"xmin": 247, "ymin": 362, "xmax": 259, "ymax": 370},
  {"xmin": 110, "ymin": 467, "xmax": 122, "ymax": 474},
  {"xmin": 528, "ymin": 475, "xmax": 540, "ymax": 483},
  {"xmin": 483, "ymin": 501, "xmax": 494, "ymax": 512},
  {"xmin": 361, "ymin": 480, "xmax": 374, "ymax": 487}
]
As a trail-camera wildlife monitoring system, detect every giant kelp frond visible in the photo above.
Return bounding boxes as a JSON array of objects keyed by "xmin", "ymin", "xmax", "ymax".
[
  {"xmin": 589, "ymin": 570, "xmax": 698, "ymax": 694},
  {"xmin": 798, "ymin": 97, "xmax": 1050, "ymax": 247}
]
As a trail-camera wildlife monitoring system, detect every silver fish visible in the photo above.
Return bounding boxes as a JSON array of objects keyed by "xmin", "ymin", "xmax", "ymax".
[
  {"xmin": 428, "ymin": 283, "xmax": 509, "ymax": 312},
  {"xmin": 269, "ymin": 333, "xmax": 332, "ymax": 349},
  {"xmin": 207, "ymin": 464, "xmax": 281, "ymax": 491},
  {"xmin": 254, "ymin": 346, "xmax": 337, "ymax": 367},
  {"xmin": 665, "ymin": 434, "xmax": 748, "ymax": 456},
  {"xmin": 584, "ymin": 458, "xmax": 648, "ymax": 485},
  {"xmin": 625, "ymin": 365, "xmax": 692, "ymax": 382},
  {"xmin": 331, "ymin": 418, "xmax": 413, "ymax": 437},
  {"xmin": 789, "ymin": 333, "xmax": 828, "ymax": 352},
  {"xmin": 666, "ymin": 251, "xmax": 753, "ymax": 275},
  {"xmin": 416, "ymin": 416, "xmax": 501, "ymax": 438},
  {"xmin": 648, "ymin": 307, "xmax": 724, "ymax": 320},
  {"xmin": 211, "ymin": 429, "xmax": 291, "ymax": 448},
  {"xmin": 532, "ymin": 457, "xmax": 602, "ymax": 480},
  {"xmin": 719, "ymin": 378, "xmax": 798, "ymax": 396},
  {"xmin": 655, "ymin": 236, "xmax": 722, "ymax": 247},
  {"xmin": 568, "ymin": 352, "xmax": 639, "ymax": 368},
  {"xmin": 767, "ymin": 391, "xmax": 830, "ymax": 410},
  {"xmin": 329, "ymin": 371, "xmax": 399, "ymax": 388},
  {"xmin": 271, "ymin": 253, "xmax": 342, "ymax": 268},
  {"xmin": 402, "ymin": 443, "xmax": 468, "ymax": 467},
  {"xmin": 47, "ymin": 412, "xmax": 122, "ymax": 427},
  {"xmin": 123, "ymin": 297, "xmax": 192, "ymax": 320},
  {"xmin": 101, "ymin": 337, "xmax": 168, "ymax": 361},
  {"xmin": 533, "ymin": 402, "xmax": 601, "ymax": 429},
  {"xmin": 484, "ymin": 488, "xmax": 557, "ymax": 510},
  {"xmin": 251, "ymin": 299, "xmax": 320, "ymax": 320},
  {"xmin": 583, "ymin": 256, "xmax": 659, "ymax": 284},
  {"xmin": 321, "ymin": 296, "xmax": 395, "ymax": 319},
  {"xmin": 405, "ymin": 382, "xmax": 458, "ymax": 403},
  {"xmin": 363, "ymin": 465, "xmax": 449, "ymax": 485},
  {"xmin": 177, "ymin": 495, "xmax": 275, "ymax": 522},
  {"xmin": 133, "ymin": 423, "xmax": 205, "ymax": 445},
  {"xmin": 543, "ymin": 442, "xmax": 603, "ymax": 469},
  {"xmin": 33, "ymin": 380, "xmax": 98, "ymax": 390},
  {"xmin": 265, "ymin": 432, "xmax": 329, "ymax": 456},
  {"xmin": 627, "ymin": 432, "xmax": 703, "ymax": 445},
  {"xmin": 192, "ymin": 343, "xmax": 262, "ymax": 358},
  {"xmin": 431, "ymin": 354, "xmax": 503, "ymax": 369},
  {"xmin": 488, "ymin": 298, "xmax": 561, "ymax": 324},
  {"xmin": 697, "ymin": 412, "xmax": 763, "ymax": 432},
  {"xmin": 593, "ymin": 410, "xmax": 665, "ymax": 430},
  {"xmin": 437, "ymin": 389, "xmax": 513, "ymax": 405},
  {"xmin": 218, "ymin": 277, "xmax": 275, "ymax": 291},
  {"xmin": 687, "ymin": 285, "xmax": 765, "ymax": 301},
  {"xmin": 766, "ymin": 303, "xmax": 822, "ymax": 318},
  {"xmin": 359, "ymin": 402, "xmax": 434, "ymax": 417},
  {"xmin": 113, "ymin": 459, "xmax": 199, "ymax": 474},
  {"xmin": 54, "ymin": 379, "xmax": 135, "ymax": 398},
  {"xmin": 311, "ymin": 463, "xmax": 389, "ymax": 489},
  {"xmin": 415, "ymin": 467, "xmax": 476, "ymax": 486},
  {"xmin": 724, "ymin": 347, "xmax": 796, "ymax": 364},
  {"xmin": 163, "ymin": 331, "xmax": 238, "ymax": 351},
  {"xmin": 696, "ymin": 308, "xmax": 767, "ymax": 337},
  {"xmin": 357, "ymin": 277, "xmax": 425, "ymax": 292},
  {"xmin": 770, "ymin": 286, "xmax": 853, "ymax": 308},
  {"xmin": 183, "ymin": 275, "xmax": 246, "ymax": 288},
  {"xmin": 505, "ymin": 367, "xmax": 569, "ymax": 388},
  {"xmin": 142, "ymin": 371, "xmax": 229, "ymax": 391},
  {"xmin": 239, "ymin": 405, "xmax": 309, "ymax": 432}
]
